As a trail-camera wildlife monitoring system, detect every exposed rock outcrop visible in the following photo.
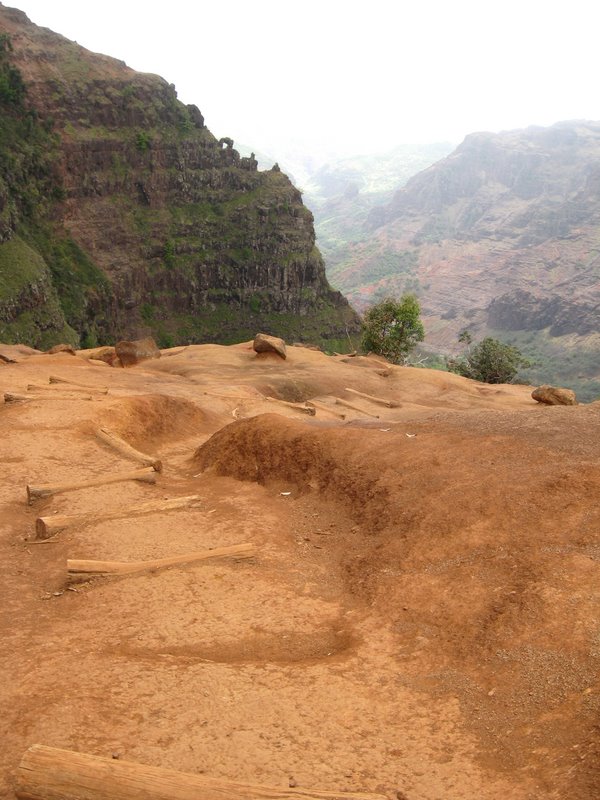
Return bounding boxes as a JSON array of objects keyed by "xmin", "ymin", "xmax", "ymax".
[{"xmin": 326, "ymin": 120, "xmax": 600, "ymax": 399}]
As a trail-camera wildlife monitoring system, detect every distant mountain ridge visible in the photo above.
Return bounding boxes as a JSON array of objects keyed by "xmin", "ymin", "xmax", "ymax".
[
  {"xmin": 328, "ymin": 121, "xmax": 600, "ymax": 398},
  {"xmin": 0, "ymin": 4, "xmax": 358, "ymax": 350}
]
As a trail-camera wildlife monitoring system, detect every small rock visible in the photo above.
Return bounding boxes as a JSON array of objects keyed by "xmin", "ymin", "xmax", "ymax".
[
  {"xmin": 532, "ymin": 385, "xmax": 577, "ymax": 406},
  {"xmin": 253, "ymin": 333, "xmax": 286, "ymax": 359},
  {"xmin": 115, "ymin": 337, "xmax": 161, "ymax": 367},
  {"xmin": 46, "ymin": 343, "xmax": 76, "ymax": 355},
  {"xmin": 288, "ymin": 778, "xmax": 297, "ymax": 788},
  {"xmin": 111, "ymin": 752, "xmax": 120, "ymax": 760}
]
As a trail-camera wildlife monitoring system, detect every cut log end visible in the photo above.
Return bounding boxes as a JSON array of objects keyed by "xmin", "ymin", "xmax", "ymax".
[{"xmin": 35, "ymin": 517, "xmax": 53, "ymax": 538}]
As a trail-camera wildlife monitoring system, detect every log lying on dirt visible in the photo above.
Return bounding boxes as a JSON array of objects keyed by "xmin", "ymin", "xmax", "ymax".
[
  {"xmin": 4, "ymin": 392, "xmax": 34, "ymax": 403},
  {"xmin": 5, "ymin": 391, "xmax": 93, "ymax": 403},
  {"xmin": 266, "ymin": 396, "xmax": 316, "ymax": 416},
  {"xmin": 335, "ymin": 398, "xmax": 380, "ymax": 419},
  {"xmin": 95, "ymin": 427, "xmax": 162, "ymax": 472},
  {"xmin": 305, "ymin": 400, "xmax": 346, "ymax": 420},
  {"xmin": 16, "ymin": 745, "xmax": 387, "ymax": 800},
  {"xmin": 344, "ymin": 387, "xmax": 399, "ymax": 408},
  {"xmin": 27, "ymin": 383, "xmax": 106, "ymax": 396},
  {"xmin": 27, "ymin": 467, "xmax": 157, "ymax": 505},
  {"xmin": 49, "ymin": 375, "xmax": 109, "ymax": 393},
  {"xmin": 67, "ymin": 542, "xmax": 256, "ymax": 579},
  {"xmin": 35, "ymin": 494, "xmax": 202, "ymax": 539}
]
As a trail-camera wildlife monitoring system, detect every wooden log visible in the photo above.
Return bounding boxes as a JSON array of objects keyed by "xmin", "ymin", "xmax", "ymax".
[
  {"xmin": 49, "ymin": 375, "xmax": 109, "ymax": 393},
  {"xmin": 4, "ymin": 392, "xmax": 33, "ymax": 403},
  {"xmin": 67, "ymin": 542, "xmax": 256, "ymax": 579},
  {"xmin": 16, "ymin": 745, "xmax": 387, "ymax": 800},
  {"xmin": 27, "ymin": 467, "xmax": 156, "ymax": 505},
  {"xmin": 203, "ymin": 390, "xmax": 260, "ymax": 400},
  {"xmin": 265, "ymin": 396, "xmax": 316, "ymax": 415},
  {"xmin": 27, "ymin": 383, "xmax": 104, "ymax": 396},
  {"xmin": 95, "ymin": 427, "xmax": 162, "ymax": 472},
  {"xmin": 35, "ymin": 494, "xmax": 202, "ymax": 539},
  {"xmin": 305, "ymin": 400, "xmax": 346, "ymax": 420},
  {"xmin": 344, "ymin": 387, "xmax": 398, "ymax": 408},
  {"xmin": 5, "ymin": 392, "xmax": 92, "ymax": 403},
  {"xmin": 335, "ymin": 398, "xmax": 379, "ymax": 419}
]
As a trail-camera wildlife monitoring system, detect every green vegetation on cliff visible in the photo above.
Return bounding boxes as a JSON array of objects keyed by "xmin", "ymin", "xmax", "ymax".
[
  {"xmin": 0, "ymin": 32, "xmax": 59, "ymax": 238},
  {"xmin": 0, "ymin": 8, "xmax": 359, "ymax": 351}
]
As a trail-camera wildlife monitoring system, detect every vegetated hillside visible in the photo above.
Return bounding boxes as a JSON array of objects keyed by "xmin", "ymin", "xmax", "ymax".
[
  {"xmin": 301, "ymin": 144, "xmax": 454, "ymax": 281},
  {"xmin": 331, "ymin": 121, "xmax": 600, "ymax": 400},
  {"xmin": 0, "ymin": 4, "xmax": 359, "ymax": 351},
  {"xmin": 237, "ymin": 141, "xmax": 455, "ymax": 297}
]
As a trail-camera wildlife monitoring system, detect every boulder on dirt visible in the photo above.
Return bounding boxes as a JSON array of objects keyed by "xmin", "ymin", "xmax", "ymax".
[
  {"xmin": 253, "ymin": 333, "xmax": 287, "ymax": 359},
  {"xmin": 115, "ymin": 337, "xmax": 161, "ymax": 367},
  {"xmin": 46, "ymin": 344, "xmax": 76, "ymax": 355},
  {"xmin": 532, "ymin": 385, "xmax": 577, "ymax": 406},
  {"xmin": 79, "ymin": 346, "xmax": 121, "ymax": 367}
]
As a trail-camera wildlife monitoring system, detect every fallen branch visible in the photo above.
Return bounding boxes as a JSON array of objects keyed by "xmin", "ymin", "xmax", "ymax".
[
  {"xmin": 16, "ymin": 745, "xmax": 387, "ymax": 800},
  {"xmin": 49, "ymin": 375, "xmax": 109, "ymax": 393},
  {"xmin": 27, "ymin": 383, "xmax": 105, "ymax": 396},
  {"xmin": 305, "ymin": 400, "xmax": 346, "ymax": 419},
  {"xmin": 265, "ymin": 396, "xmax": 316, "ymax": 416},
  {"xmin": 95, "ymin": 427, "xmax": 162, "ymax": 472},
  {"xmin": 344, "ymin": 387, "xmax": 398, "ymax": 408},
  {"xmin": 35, "ymin": 494, "xmax": 202, "ymax": 539},
  {"xmin": 335, "ymin": 398, "xmax": 379, "ymax": 418},
  {"xmin": 203, "ymin": 390, "xmax": 260, "ymax": 400},
  {"xmin": 27, "ymin": 467, "xmax": 157, "ymax": 505},
  {"xmin": 67, "ymin": 542, "xmax": 256, "ymax": 579}
]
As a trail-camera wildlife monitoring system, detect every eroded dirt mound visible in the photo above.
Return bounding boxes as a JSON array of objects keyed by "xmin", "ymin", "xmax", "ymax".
[
  {"xmin": 97, "ymin": 394, "xmax": 209, "ymax": 450},
  {"xmin": 195, "ymin": 410, "xmax": 600, "ymax": 796}
]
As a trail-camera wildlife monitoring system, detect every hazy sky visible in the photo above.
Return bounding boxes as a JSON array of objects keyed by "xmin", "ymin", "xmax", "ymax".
[{"xmin": 9, "ymin": 0, "xmax": 600, "ymax": 160}]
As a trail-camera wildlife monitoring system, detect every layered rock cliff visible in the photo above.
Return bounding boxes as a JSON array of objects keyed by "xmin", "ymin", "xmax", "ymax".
[
  {"xmin": 330, "ymin": 121, "xmax": 600, "ymax": 398},
  {"xmin": 0, "ymin": 4, "xmax": 358, "ymax": 349}
]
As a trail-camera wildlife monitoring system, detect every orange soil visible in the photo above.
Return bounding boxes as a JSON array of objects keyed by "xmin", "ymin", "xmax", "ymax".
[{"xmin": 1, "ymin": 342, "xmax": 599, "ymax": 799}]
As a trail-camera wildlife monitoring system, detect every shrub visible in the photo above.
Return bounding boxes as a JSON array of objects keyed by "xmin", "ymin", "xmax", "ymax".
[
  {"xmin": 360, "ymin": 294, "xmax": 425, "ymax": 364},
  {"xmin": 447, "ymin": 336, "xmax": 530, "ymax": 384}
]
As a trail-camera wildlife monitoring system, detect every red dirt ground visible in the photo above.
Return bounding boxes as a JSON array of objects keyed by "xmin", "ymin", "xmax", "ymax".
[{"xmin": 1, "ymin": 342, "xmax": 599, "ymax": 799}]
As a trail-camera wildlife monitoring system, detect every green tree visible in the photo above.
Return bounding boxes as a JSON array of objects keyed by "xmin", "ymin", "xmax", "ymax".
[
  {"xmin": 447, "ymin": 336, "xmax": 530, "ymax": 384},
  {"xmin": 361, "ymin": 294, "xmax": 425, "ymax": 363}
]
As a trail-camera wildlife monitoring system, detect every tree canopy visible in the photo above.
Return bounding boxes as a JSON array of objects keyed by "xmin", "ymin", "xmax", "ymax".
[
  {"xmin": 360, "ymin": 294, "xmax": 425, "ymax": 363},
  {"xmin": 447, "ymin": 336, "xmax": 530, "ymax": 384}
]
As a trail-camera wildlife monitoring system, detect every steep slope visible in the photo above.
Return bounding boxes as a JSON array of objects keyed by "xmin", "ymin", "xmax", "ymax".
[
  {"xmin": 332, "ymin": 121, "xmax": 600, "ymax": 398},
  {"xmin": 0, "ymin": 4, "xmax": 358, "ymax": 349},
  {"xmin": 305, "ymin": 143, "xmax": 454, "ymax": 253}
]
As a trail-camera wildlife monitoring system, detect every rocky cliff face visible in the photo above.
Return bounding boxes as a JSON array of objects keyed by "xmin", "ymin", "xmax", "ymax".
[
  {"xmin": 330, "ymin": 121, "xmax": 600, "ymax": 397},
  {"xmin": 0, "ymin": 4, "xmax": 358, "ymax": 349}
]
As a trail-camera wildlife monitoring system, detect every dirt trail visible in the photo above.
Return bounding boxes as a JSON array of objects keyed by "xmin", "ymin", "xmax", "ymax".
[{"xmin": 1, "ymin": 343, "xmax": 598, "ymax": 799}]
